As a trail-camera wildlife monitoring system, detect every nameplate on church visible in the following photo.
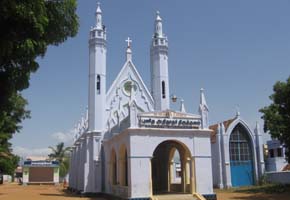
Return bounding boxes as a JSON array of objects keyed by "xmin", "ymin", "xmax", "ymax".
[{"xmin": 139, "ymin": 117, "xmax": 201, "ymax": 129}]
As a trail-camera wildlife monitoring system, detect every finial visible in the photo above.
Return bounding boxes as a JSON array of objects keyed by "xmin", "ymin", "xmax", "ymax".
[
  {"xmin": 96, "ymin": 2, "xmax": 102, "ymax": 13},
  {"xmin": 235, "ymin": 105, "xmax": 240, "ymax": 117},
  {"xmin": 126, "ymin": 37, "xmax": 132, "ymax": 48},
  {"xmin": 180, "ymin": 99, "xmax": 186, "ymax": 113},
  {"xmin": 255, "ymin": 121, "xmax": 260, "ymax": 135},
  {"xmin": 125, "ymin": 37, "xmax": 132, "ymax": 61},
  {"xmin": 200, "ymin": 88, "xmax": 208, "ymax": 107},
  {"xmin": 156, "ymin": 10, "xmax": 162, "ymax": 21}
]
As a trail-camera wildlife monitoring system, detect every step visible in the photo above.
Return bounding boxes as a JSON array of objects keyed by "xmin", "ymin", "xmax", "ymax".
[{"xmin": 153, "ymin": 194, "xmax": 197, "ymax": 200}]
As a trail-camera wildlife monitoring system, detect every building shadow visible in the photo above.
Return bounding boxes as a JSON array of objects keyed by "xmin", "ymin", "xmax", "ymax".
[
  {"xmin": 233, "ymin": 184, "xmax": 290, "ymax": 194},
  {"xmin": 42, "ymin": 189, "xmax": 109, "ymax": 200}
]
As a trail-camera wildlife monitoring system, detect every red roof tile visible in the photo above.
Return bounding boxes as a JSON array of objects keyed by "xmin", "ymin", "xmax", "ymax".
[{"xmin": 209, "ymin": 117, "xmax": 237, "ymax": 143}]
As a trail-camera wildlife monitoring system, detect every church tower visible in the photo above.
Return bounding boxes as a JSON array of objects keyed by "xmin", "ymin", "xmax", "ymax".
[
  {"xmin": 150, "ymin": 11, "xmax": 170, "ymax": 111},
  {"xmin": 88, "ymin": 3, "xmax": 106, "ymax": 132}
]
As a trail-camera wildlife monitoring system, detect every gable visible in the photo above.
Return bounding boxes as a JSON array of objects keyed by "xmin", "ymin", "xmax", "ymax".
[{"xmin": 106, "ymin": 60, "xmax": 154, "ymax": 131}]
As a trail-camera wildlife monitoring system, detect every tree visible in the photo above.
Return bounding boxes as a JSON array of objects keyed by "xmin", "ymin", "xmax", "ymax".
[
  {"xmin": 0, "ymin": 153, "xmax": 19, "ymax": 175},
  {"xmin": 260, "ymin": 76, "xmax": 290, "ymax": 163},
  {"xmin": 0, "ymin": 0, "xmax": 79, "ymax": 174},
  {"xmin": 49, "ymin": 142, "xmax": 71, "ymax": 178}
]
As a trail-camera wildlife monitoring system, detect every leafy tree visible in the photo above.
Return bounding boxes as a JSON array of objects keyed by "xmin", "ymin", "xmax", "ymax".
[
  {"xmin": 260, "ymin": 76, "xmax": 290, "ymax": 163},
  {"xmin": 0, "ymin": 0, "xmax": 79, "ymax": 174},
  {"xmin": 49, "ymin": 142, "xmax": 71, "ymax": 177},
  {"xmin": 0, "ymin": 153, "xmax": 19, "ymax": 175}
]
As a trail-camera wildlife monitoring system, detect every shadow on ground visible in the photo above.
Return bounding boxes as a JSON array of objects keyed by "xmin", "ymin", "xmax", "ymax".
[{"xmin": 234, "ymin": 184, "xmax": 290, "ymax": 194}]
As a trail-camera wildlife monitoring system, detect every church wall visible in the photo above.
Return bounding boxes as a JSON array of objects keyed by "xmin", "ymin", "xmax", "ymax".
[
  {"xmin": 192, "ymin": 134, "xmax": 214, "ymax": 194},
  {"xmin": 103, "ymin": 132, "xmax": 131, "ymax": 198},
  {"xmin": 129, "ymin": 128, "xmax": 213, "ymax": 196},
  {"xmin": 211, "ymin": 141, "xmax": 219, "ymax": 187}
]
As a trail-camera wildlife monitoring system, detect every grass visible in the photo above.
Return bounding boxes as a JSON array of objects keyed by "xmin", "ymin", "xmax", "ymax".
[{"xmin": 215, "ymin": 183, "xmax": 290, "ymax": 194}]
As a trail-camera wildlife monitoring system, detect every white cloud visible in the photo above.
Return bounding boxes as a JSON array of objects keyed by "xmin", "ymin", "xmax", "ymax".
[
  {"xmin": 13, "ymin": 146, "xmax": 51, "ymax": 158},
  {"xmin": 51, "ymin": 130, "xmax": 74, "ymax": 145}
]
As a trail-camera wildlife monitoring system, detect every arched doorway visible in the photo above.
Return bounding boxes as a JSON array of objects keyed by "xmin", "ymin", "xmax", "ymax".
[
  {"xmin": 119, "ymin": 144, "xmax": 128, "ymax": 186},
  {"xmin": 151, "ymin": 140, "xmax": 192, "ymax": 194},
  {"xmin": 229, "ymin": 124, "xmax": 254, "ymax": 186},
  {"xmin": 110, "ymin": 149, "xmax": 117, "ymax": 185}
]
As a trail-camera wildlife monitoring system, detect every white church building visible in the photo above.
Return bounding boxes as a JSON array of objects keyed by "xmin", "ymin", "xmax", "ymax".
[{"xmin": 69, "ymin": 4, "xmax": 264, "ymax": 200}]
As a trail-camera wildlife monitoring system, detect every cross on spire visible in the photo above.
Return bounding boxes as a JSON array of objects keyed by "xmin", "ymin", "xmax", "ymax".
[{"xmin": 126, "ymin": 37, "xmax": 132, "ymax": 48}]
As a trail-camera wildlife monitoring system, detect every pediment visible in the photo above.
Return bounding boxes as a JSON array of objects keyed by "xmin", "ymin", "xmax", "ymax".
[{"xmin": 106, "ymin": 60, "xmax": 154, "ymax": 130}]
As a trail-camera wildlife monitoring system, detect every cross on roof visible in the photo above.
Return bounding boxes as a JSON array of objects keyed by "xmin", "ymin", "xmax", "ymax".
[{"xmin": 126, "ymin": 37, "xmax": 132, "ymax": 48}]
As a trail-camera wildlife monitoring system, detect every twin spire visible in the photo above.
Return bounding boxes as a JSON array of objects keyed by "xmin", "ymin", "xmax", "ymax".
[
  {"xmin": 154, "ymin": 11, "xmax": 164, "ymax": 37},
  {"xmin": 95, "ymin": 2, "xmax": 103, "ymax": 30}
]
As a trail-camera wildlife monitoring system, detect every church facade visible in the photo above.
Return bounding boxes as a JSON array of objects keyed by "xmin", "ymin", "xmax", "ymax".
[{"xmin": 68, "ymin": 4, "xmax": 264, "ymax": 200}]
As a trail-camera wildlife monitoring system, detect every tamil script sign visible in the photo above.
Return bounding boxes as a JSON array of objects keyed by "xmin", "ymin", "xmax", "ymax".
[
  {"xmin": 139, "ymin": 117, "xmax": 201, "ymax": 129},
  {"xmin": 24, "ymin": 160, "xmax": 59, "ymax": 167}
]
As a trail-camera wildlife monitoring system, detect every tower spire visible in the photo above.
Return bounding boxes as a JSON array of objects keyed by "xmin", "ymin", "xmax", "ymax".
[
  {"xmin": 95, "ymin": 2, "xmax": 103, "ymax": 29},
  {"xmin": 154, "ymin": 11, "xmax": 163, "ymax": 37},
  {"xmin": 150, "ymin": 11, "xmax": 169, "ymax": 111},
  {"xmin": 199, "ymin": 88, "xmax": 209, "ymax": 129},
  {"xmin": 88, "ymin": 2, "xmax": 106, "ymax": 132}
]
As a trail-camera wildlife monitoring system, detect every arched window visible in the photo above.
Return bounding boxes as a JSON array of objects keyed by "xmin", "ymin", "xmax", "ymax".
[
  {"xmin": 229, "ymin": 125, "xmax": 252, "ymax": 162},
  {"xmin": 162, "ymin": 81, "xmax": 166, "ymax": 99},
  {"xmin": 229, "ymin": 124, "xmax": 254, "ymax": 186},
  {"xmin": 97, "ymin": 75, "xmax": 101, "ymax": 94}
]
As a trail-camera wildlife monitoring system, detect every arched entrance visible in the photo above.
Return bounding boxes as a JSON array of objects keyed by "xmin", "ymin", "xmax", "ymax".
[
  {"xmin": 118, "ymin": 144, "xmax": 128, "ymax": 186},
  {"xmin": 151, "ymin": 140, "xmax": 192, "ymax": 194},
  {"xmin": 229, "ymin": 124, "xmax": 254, "ymax": 186},
  {"xmin": 110, "ymin": 149, "xmax": 117, "ymax": 185}
]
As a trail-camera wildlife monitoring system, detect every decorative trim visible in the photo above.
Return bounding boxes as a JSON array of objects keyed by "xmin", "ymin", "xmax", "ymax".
[
  {"xmin": 129, "ymin": 156, "xmax": 153, "ymax": 159},
  {"xmin": 193, "ymin": 155, "xmax": 211, "ymax": 158}
]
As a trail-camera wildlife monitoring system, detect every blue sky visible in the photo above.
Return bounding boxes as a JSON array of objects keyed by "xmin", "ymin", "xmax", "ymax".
[{"xmin": 12, "ymin": 0, "xmax": 290, "ymax": 157}]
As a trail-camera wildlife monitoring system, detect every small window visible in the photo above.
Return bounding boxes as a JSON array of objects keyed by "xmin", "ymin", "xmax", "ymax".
[
  {"xmin": 162, "ymin": 81, "xmax": 166, "ymax": 99},
  {"xmin": 269, "ymin": 149, "xmax": 274, "ymax": 158},
  {"xmin": 98, "ymin": 31, "xmax": 101, "ymax": 36},
  {"xmin": 277, "ymin": 148, "xmax": 283, "ymax": 157},
  {"xmin": 97, "ymin": 75, "xmax": 101, "ymax": 94}
]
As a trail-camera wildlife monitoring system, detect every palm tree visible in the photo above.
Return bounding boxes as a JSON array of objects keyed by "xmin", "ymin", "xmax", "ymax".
[{"xmin": 48, "ymin": 142, "xmax": 71, "ymax": 178}]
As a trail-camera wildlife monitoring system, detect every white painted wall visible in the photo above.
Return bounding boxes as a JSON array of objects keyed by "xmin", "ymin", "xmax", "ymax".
[{"xmin": 266, "ymin": 171, "xmax": 290, "ymax": 184}]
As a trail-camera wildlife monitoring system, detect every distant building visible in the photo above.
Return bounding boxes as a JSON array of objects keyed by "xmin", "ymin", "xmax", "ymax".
[
  {"xmin": 22, "ymin": 158, "xmax": 59, "ymax": 185},
  {"xmin": 265, "ymin": 140, "xmax": 287, "ymax": 172}
]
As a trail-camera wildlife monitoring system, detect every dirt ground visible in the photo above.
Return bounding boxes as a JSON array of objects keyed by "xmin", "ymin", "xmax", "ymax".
[
  {"xmin": 0, "ymin": 183, "xmax": 290, "ymax": 200},
  {"xmin": 215, "ymin": 189, "xmax": 290, "ymax": 200},
  {"xmin": 0, "ymin": 183, "xmax": 105, "ymax": 200}
]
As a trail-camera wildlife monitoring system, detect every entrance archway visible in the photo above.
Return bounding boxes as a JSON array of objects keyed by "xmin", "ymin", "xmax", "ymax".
[{"xmin": 151, "ymin": 140, "xmax": 192, "ymax": 194}]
